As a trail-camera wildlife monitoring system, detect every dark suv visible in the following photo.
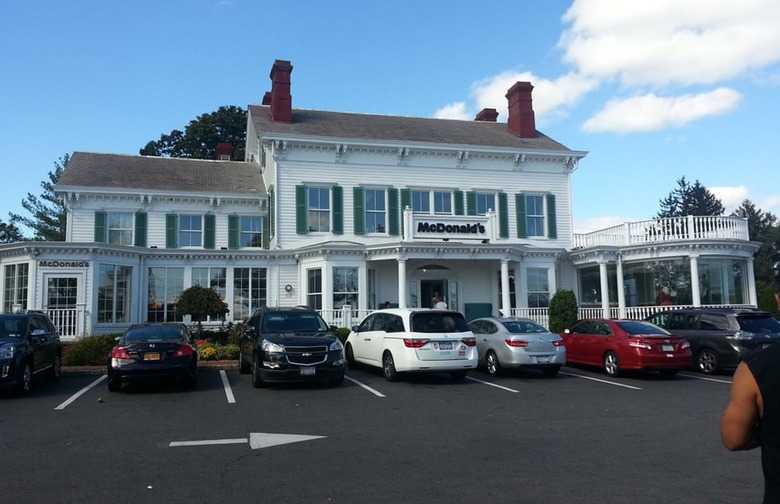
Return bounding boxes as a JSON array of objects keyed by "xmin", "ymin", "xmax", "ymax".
[
  {"xmin": 0, "ymin": 311, "xmax": 62, "ymax": 394},
  {"xmin": 646, "ymin": 308, "xmax": 780, "ymax": 374},
  {"xmin": 238, "ymin": 307, "xmax": 345, "ymax": 387}
]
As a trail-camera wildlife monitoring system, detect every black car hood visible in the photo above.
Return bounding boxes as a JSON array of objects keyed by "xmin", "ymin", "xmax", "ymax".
[
  {"xmin": 0, "ymin": 337, "xmax": 22, "ymax": 346},
  {"xmin": 261, "ymin": 333, "xmax": 336, "ymax": 345}
]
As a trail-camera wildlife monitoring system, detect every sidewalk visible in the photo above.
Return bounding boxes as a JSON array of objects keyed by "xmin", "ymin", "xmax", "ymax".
[{"xmin": 62, "ymin": 360, "xmax": 238, "ymax": 375}]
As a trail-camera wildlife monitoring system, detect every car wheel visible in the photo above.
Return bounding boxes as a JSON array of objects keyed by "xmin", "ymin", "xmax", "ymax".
[
  {"xmin": 695, "ymin": 348, "xmax": 719, "ymax": 375},
  {"xmin": 15, "ymin": 361, "xmax": 32, "ymax": 395},
  {"xmin": 450, "ymin": 370, "xmax": 468, "ymax": 381},
  {"xmin": 345, "ymin": 344, "xmax": 356, "ymax": 369},
  {"xmin": 603, "ymin": 351, "xmax": 620, "ymax": 377},
  {"xmin": 252, "ymin": 355, "xmax": 266, "ymax": 388},
  {"xmin": 485, "ymin": 350, "xmax": 502, "ymax": 376},
  {"xmin": 107, "ymin": 377, "xmax": 121, "ymax": 392},
  {"xmin": 542, "ymin": 366, "xmax": 560, "ymax": 377},
  {"xmin": 238, "ymin": 347, "xmax": 251, "ymax": 374},
  {"xmin": 382, "ymin": 351, "xmax": 398, "ymax": 382},
  {"xmin": 49, "ymin": 352, "xmax": 62, "ymax": 381}
]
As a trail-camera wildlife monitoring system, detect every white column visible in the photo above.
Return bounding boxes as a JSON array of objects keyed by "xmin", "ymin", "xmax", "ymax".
[
  {"xmin": 616, "ymin": 254, "xmax": 626, "ymax": 319},
  {"xmin": 746, "ymin": 258, "xmax": 758, "ymax": 307},
  {"xmin": 599, "ymin": 260, "xmax": 610, "ymax": 319},
  {"xmin": 689, "ymin": 255, "xmax": 701, "ymax": 307},
  {"xmin": 397, "ymin": 259, "xmax": 407, "ymax": 309},
  {"xmin": 500, "ymin": 259, "xmax": 511, "ymax": 316}
]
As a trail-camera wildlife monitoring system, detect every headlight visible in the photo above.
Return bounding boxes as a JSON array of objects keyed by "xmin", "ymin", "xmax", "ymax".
[
  {"xmin": 0, "ymin": 345, "xmax": 14, "ymax": 359},
  {"xmin": 330, "ymin": 339, "xmax": 344, "ymax": 351},
  {"xmin": 261, "ymin": 340, "xmax": 285, "ymax": 353}
]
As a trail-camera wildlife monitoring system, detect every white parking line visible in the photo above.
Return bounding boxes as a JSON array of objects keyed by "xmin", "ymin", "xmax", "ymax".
[
  {"xmin": 466, "ymin": 376, "xmax": 520, "ymax": 393},
  {"xmin": 678, "ymin": 372, "xmax": 732, "ymax": 384},
  {"xmin": 344, "ymin": 375, "xmax": 385, "ymax": 397},
  {"xmin": 219, "ymin": 370, "xmax": 236, "ymax": 403},
  {"xmin": 559, "ymin": 371, "xmax": 642, "ymax": 390},
  {"xmin": 55, "ymin": 375, "xmax": 107, "ymax": 410}
]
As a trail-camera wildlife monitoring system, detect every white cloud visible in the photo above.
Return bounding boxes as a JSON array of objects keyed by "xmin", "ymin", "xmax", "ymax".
[
  {"xmin": 560, "ymin": 0, "xmax": 780, "ymax": 86},
  {"xmin": 433, "ymin": 102, "xmax": 470, "ymax": 120},
  {"xmin": 710, "ymin": 185, "xmax": 750, "ymax": 212},
  {"xmin": 582, "ymin": 88, "xmax": 742, "ymax": 133},
  {"xmin": 760, "ymin": 195, "xmax": 780, "ymax": 216}
]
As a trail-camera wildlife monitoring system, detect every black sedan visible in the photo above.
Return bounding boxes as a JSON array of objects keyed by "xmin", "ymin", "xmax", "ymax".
[{"xmin": 107, "ymin": 323, "xmax": 198, "ymax": 391}]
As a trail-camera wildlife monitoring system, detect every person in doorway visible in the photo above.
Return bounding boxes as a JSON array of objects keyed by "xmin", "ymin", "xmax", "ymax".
[
  {"xmin": 721, "ymin": 343, "xmax": 780, "ymax": 503},
  {"xmin": 432, "ymin": 292, "xmax": 441, "ymax": 309},
  {"xmin": 434, "ymin": 296, "xmax": 448, "ymax": 310}
]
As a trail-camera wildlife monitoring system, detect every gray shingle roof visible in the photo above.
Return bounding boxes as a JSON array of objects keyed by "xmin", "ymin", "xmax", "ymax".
[
  {"xmin": 248, "ymin": 105, "xmax": 574, "ymax": 152},
  {"xmin": 57, "ymin": 152, "xmax": 265, "ymax": 195}
]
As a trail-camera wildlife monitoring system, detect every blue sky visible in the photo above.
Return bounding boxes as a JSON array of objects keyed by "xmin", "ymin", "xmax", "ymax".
[{"xmin": 2, "ymin": 0, "xmax": 780, "ymax": 234}]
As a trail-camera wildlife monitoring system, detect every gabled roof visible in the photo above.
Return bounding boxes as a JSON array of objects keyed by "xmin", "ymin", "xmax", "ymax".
[
  {"xmin": 56, "ymin": 152, "xmax": 265, "ymax": 195},
  {"xmin": 247, "ymin": 105, "xmax": 576, "ymax": 153}
]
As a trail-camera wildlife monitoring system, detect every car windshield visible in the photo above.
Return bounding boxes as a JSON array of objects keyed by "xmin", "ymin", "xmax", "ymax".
[
  {"xmin": 503, "ymin": 321, "xmax": 548, "ymax": 334},
  {"xmin": 262, "ymin": 313, "xmax": 329, "ymax": 333},
  {"xmin": 0, "ymin": 317, "xmax": 25, "ymax": 338},
  {"xmin": 616, "ymin": 321, "xmax": 670, "ymax": 335},
  {"xmin": 738, "ymin": 315, "xmax": 780, "ymax": 334},
  {"xmin": 411, "ymin": 312, "xmax": 469, "ymax": 333},
  {"xmin": 124, "ymin": 325, "xmax": 186, "ymax": 342}
]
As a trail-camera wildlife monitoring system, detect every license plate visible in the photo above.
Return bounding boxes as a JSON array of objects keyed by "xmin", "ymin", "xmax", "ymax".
[
  {"xmin": 662, "ymin": 345, "xmax": 674, "ymax": 352},
  {"xmin": 439, "ymin": 342, "xmax": 453, "ymax": 350},
  {"xmin": 300, "ymin": 367, "xmax": 316, "ymax": 376},
  {"xmin": 537, "ymin": 355, "xmax": 551, "ymax": 364},
  {"xmin": 144, "ymin": 352, "xmax": 160, "ymax": 361}
]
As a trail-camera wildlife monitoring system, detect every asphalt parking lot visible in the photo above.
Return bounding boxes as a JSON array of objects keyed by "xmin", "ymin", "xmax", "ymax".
[{"xmin": 0, "ymin": 364, "xmax": 762, "ymax": 504}]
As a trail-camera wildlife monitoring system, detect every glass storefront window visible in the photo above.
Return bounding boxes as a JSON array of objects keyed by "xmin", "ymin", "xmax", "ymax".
[
  {"xmin": 98, "ymin": 264, "xmax": 132, "ymax": 323},
  {"xmin": 698, "ymin": 258, "xmax": 747, "ymax": 305}
]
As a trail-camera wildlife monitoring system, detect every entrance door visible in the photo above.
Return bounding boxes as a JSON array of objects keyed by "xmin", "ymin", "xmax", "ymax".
[
  {"xmin": 421, "ymin": 280, "xmax": 447, "ymax": 309},
  {"xmin": 45, "ymin": 276, "xmax": 79, "ymax": 338}
]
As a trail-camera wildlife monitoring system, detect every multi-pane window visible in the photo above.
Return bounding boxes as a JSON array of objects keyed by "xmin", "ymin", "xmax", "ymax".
[
  {"xmin": 192, "ymin": 267, "xmax": 227, "ymax": 300},
  {"xmin": 307, "ymin": 268, "xmax": 323, "ymax": 310},
  {"xmin": 178, "ymin": 215, "xmax": 202, "ymax": 247},
  {"xmin": 411, "ymin": 190, "xmax": 453, "ymax": 215},
  {"xmin": 308, "ymin": 187, "xmax": 330, "ymax": 232},
  {"xmin": 97, "ymin": 264, "xmax": 131, "ymax": 323},
  {"xmin": 475, "ymin": 192, "xmax": 496, "ymax": 215},
  {"xmin": 333, "ymin": 267, "xmax": 358, "ymax": 309},
  {"xmin": 3, "ymin": 263, "xmax": 29, "ymax": 312},
  {"xmin": 526, "ymin": 195, "xmax": 545, "ymax": 237},
  {"xmin": 364, "ymin": 189, "xmax": 386, "ymax": 233},
  {"xmin": 411, "ymin": 190, "xmax": 430, "ymax": 214},
  {"xmin": 527, "ymin": 268, "xmax": 550, "ymax": 308},
  {"xmin": 433, "ymin": 191, "xmax": 452, "ymax": 214},
  {"xmin": 240, "ymin": 217, "xmax": 262, "ymax": 247},
  {"xmin": 107, "ymin": 212, "xmax": 133, "ymax": 245},
  {"xmin": 147, "ymin": 267, "xmax": 184, "ymax": 322},
  {"xmin": 233, "ymin": 267, "xmax": 267, "ymax": 322}
]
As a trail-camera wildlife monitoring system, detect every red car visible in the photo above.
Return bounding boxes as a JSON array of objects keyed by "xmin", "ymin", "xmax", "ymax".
[{"xmin": 561, "ymin": 319, "xmax": 692, "ymax": 377}]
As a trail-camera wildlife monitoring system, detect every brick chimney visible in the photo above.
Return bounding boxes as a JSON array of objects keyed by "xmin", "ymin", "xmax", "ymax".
[
  {"xmin": 216, "ymin": 142, "xmax": 233, "ymax": 161},
  {"xmin": 475, "ymin": 108, "xmax": 498, "ymax": 122},
  {"xmin": 506, "ymin": 82, "xmax": 536, "ymax": 138},
  {"xmin": 269, "ymin": 59, "xmax": 293, "ymax": 123}
]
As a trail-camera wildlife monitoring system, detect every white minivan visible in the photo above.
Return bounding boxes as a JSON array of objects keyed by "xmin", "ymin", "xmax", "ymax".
[{"xmin": 345, "ymin": 308, "xmax": 478, "ymax": 381}]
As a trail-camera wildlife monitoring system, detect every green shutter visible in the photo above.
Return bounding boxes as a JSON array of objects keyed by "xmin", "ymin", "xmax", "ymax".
[
  {"xmin": 546, "ymin": 193, "xmax": 557, "ymax": 239},
  {"xmin": 453, "ymin": 190, "xmax": 464, "ymax": 216},
  {"xmin": 332, "ymin": 185, "xmax": 343, "ymax": 235},
  {"xmin": 268, "ymin": 188, "xmax": 275, "ymax": 238},
  {"xmin": 134, "ymin": 212, "xmax": 147, "ymax": 247},
  {"xmin": 466, "ymin": 191, "xmax": 477, "ymax": 215},
  {"xmin": 515, "ymin": 193, "xmax": 527, "ymax": 238},
  {"xmin": 94, "ymin": 211, "xmax": 107, "ymax": 242},
  {"xmin": 165, "ymin": 214, "xmax": 178, "ymax": 248},
  {"xmin": 353, "ymin": 187, "xmax": 365, "ymax": 235},
  {"xmin": 387, "ymin": 187, "xmax": 399, "ymax": 236},
  {"xmin": 295, "ymin": 185, "xmax": 308, "ymax": 234},
  {"xmin": 228, "ymin": 215, "xmax": 239, "ymax": 249},
  {"xmin": 262, "ymin": 216, "xmax": 270, "ymax": 248},
  {"xmin": 498, "ymin": 193, "xmax": 509, "ymax": 238},
  {"xmin": 203, "ymin": 214, "xmax": 215, "ymax": 249},
  {"xmin": 400, "ymin": 189, "xmax": 411, "ymax": 234}
]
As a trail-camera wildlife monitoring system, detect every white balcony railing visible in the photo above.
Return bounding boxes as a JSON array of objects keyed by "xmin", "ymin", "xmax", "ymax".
[{"xmin": 572, "ymin": 215, "xmax": 749, "ymax": 249}]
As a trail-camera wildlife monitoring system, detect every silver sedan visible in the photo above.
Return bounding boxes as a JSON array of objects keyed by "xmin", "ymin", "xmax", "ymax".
[{"xmin": 468, "ymin": 317, "xmax": 566, "ymax": 376}]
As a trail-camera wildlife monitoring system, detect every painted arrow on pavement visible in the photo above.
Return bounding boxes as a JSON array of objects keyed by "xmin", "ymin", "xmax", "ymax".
[{"xmin": 169, "ymin": 432, "xmax": 326, "ymax": 449}]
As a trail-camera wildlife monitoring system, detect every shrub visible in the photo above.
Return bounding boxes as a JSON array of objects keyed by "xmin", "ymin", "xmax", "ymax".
[
  {"xmin": 548, "ymin": 289, "xmax": 578, "ymax": 334},
  {"xmin": 63, "ymin": 334, "xmax": 118, "ymax": 366},
  {"xmin": 219, "ymin": 344, "xmax": 240, "ymax": 360},
  {"xmin": 334, "ymin": 327, "xmax": 350, "ymax": 344},
  {"xmin": 199, "ymin": 346, "xmax": 219, "ymax": 360}
]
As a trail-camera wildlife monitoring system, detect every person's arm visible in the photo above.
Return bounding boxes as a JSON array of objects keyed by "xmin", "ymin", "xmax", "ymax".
[{"xmin": 721, "ymin": 361, "xmax": 762, "ymax": 451}]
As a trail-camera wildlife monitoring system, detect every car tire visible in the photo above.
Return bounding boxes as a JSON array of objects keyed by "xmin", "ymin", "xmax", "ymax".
[
  {"xmin": 345, "ymin": 344, "xmax": 356, "ymax": 369},
  {"xmin": 695, "ymin": 348, "xmax": 719, "ymax": 375},
  {"xmin": 107, "ymin": 377, "xmax": 121, "ymax": 392},
  {"xmin": 15, "ymin": 361, "xmax": 32, "ymax": 395},
  {"xmin": 542, "ymin": 366, "xmax": 560, "ymax": 377},
  {"xmin": 485, "ymin": 350, "xmax": 502, "ymax": 376},
  {"xmin": 382, "ymin": 351, "xmax": 398, "ymax": 382},
  {"xmin": 49, "ymin": 352, "xmax": 62, "ymax": 381},
  {"xmin": 603, "ymin": 351, "xmax": 620, "ymax": 377},
  {"xmin": 252, "ymin": 355, "xmax": 267, "ymax": 388},
  {"xmin": 238, "ymin": 347, "xmax": 251, "ymax": 374},
  {"xmin": 450, "ymin": 370, "xmax": 468, "ymax": 381}
]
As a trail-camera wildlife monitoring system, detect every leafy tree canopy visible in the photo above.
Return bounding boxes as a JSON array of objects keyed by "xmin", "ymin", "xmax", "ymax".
[
  {"xmin": 0, "ymin": 219, "xmax": 23, "ymax": 243},
  {"xmin": 140, "ymin": 105, "xmax": 247, "ymax": 160},
  {"xmin": 732, "ymin": 199, "xmax": 777, "ymax": 243},
  {"xmin": 657, "ymin": 176, "xmax": 724, "ymax": 218},
  {"xmin": 9, "ymin": 154, "xmax": 68, "ymax": 241},
  {"xmin": 176, "ymin": 286, "xmax": 229, "ymax": 333}
]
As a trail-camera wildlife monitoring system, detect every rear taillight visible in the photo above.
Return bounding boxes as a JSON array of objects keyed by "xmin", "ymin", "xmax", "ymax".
[
  {"xmin": 681, "ymin": 340, "xmax": 691, "ymax": 350},
  {"xmin": 552, "ymin": 339, "xmax": 565, "ymax": 347},
  {"xmin": 403, "ymin": 339, "xmax": 429, "ymax": 348},
  {"xmin": 505, "ymin": 339, "xmax": 529, "ymax": 348},
  {"xmin": 111, "ymin": 347, "xmax": 131, "ymax": 359},
  {"xmin": 174, "ymin": 344, "xmax": 194, "ymax": 357},
  {"xmin": 461, "ymin": 337, "xmax": 477, "ymax": 347},
  {"xmin": 628, "ymin": 340, "xmax": 652, "ymax": 350}
]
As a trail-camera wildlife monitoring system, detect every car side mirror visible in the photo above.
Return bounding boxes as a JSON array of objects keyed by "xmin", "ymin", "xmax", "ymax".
[
  {"xmin": 351, "ymin": 325, "xmax": 359, "ymax": 333},
  {"xmin": 329, "ymin": 325, "xmax": 339, "ymax": 332}
]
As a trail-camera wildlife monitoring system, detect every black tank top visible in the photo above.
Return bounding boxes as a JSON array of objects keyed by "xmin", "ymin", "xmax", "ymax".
[{"xmin": 748, "ymin": 343, "xmax": 780, "ymax": 504}]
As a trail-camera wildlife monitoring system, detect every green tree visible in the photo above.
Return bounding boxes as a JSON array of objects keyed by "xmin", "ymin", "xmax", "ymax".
[
  {"xmin": 140, "ymin": 105, "xmax": 247, "ymax": 160},
  {"xmin": 0, "ymin": 219, "xmax": 24, "ymax": 243},
  {"xmin": 548, "ymin": 290, "xmax": 578, "ymax": 333},
  {"xmin": 732, "ymin": 199, "xmax": 777, "ymax": 242},
  {"xmin": 9, "ymin": 154, "xmax": 68, "ymax": 241},
  {"xmin": 657, "ymin": 177, "xmax": 724, "ymax": 218},
  {"xmin": 176, "ymin": 286, "xmax": 229, "ymax": 334}
]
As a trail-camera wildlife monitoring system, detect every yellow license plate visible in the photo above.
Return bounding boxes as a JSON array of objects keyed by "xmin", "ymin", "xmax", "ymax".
[{"xmin": 143, "ymin": 352, "xmax": 160, "ymax": 361}]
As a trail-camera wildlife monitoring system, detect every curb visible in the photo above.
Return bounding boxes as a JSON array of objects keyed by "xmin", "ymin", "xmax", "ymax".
[{"xmin": 62, "ymin": 360, "xmax": 238, "ymax": 376}]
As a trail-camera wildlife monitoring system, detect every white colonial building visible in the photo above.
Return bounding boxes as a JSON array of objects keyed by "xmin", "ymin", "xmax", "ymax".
[{"xmin": 0, "ymin": 60, "xmax": 758, "ymax": 339}]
